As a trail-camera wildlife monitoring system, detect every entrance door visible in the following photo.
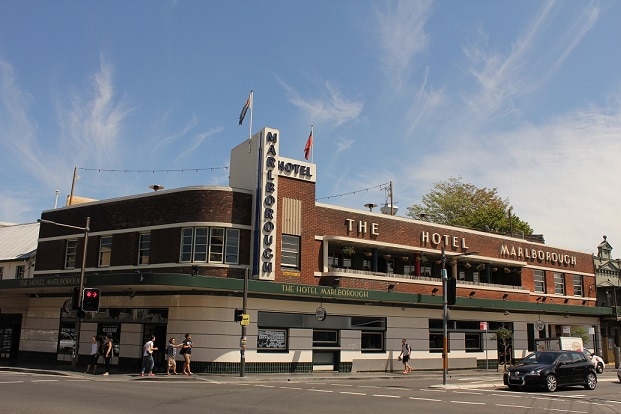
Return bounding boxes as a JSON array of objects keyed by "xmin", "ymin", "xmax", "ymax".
[
  {"xmin": 0, "ymin": 314, "xmax": 22, "ymax": 359},
  {"xmin": 312, "ymin": 329, "xmax": 340, "ymax": 371},
  {"xmin": 143, "ymin": 324, "xmax": 167, "ymax": 373}
]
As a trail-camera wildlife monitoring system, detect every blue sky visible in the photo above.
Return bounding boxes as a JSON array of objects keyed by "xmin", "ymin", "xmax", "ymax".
[{"xmin": 1, "ymin": 0, "xmax": 620, "ymax": 254}]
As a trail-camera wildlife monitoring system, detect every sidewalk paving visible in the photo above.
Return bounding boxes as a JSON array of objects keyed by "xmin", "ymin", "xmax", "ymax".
[{"xmin": 1, "ymin": 360, "xmax": 618, "ymax": 389}]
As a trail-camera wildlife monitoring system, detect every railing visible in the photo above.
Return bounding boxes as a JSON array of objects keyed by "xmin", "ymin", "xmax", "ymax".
[{"xmin": 326, "ymin": 266, "xmax": 529, "ymax": 291}]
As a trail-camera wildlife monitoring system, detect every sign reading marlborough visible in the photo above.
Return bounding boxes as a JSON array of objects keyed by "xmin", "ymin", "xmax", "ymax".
[{"xmin": 259, "ymin": 128, "xmax": 279, "ymax": 280}]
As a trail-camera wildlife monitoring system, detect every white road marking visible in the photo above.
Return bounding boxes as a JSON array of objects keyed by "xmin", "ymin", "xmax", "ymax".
[
  {"xmin": 340, "ymin": 391, "xmax": 367, "ymax": 396},
  {"xmin": 373, "ymin": 394, "xmax": 400, "ymax": 398},
  {"xmin": 496, "ymin": 404, "xmax": 530, "ymax": 409},
  {"xmin": 450, "ymin": 400, "xmax": 485, "ymax": 405},
  {"xmin": 409, "ymin": 397, "xmax": 442, "ymax": 402}
]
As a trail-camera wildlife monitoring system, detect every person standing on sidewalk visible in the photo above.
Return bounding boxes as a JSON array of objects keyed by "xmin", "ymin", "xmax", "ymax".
[
  {"xmin": 102, "ymin": 334, "xmax": 113, "ymax": 376},
  {"xmin": 166, "ymin": 338, "xmax": 181, "ymax": 375},
  {"xmin": 141, "ymin": 335, "xmax": 158, "ymax": 377},
  {"xmin": 180, "ymin": 333, "xmax": 193, "ymax": 375},
  {"xmin": 397, "ymin": 338, "xmax": 412, "ymax": 374},
  {"xmin": 85, "ymin": 336, "xmax": 100, "ymax": 374}
]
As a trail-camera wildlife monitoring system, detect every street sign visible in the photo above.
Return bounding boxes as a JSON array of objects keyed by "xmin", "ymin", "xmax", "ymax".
[
  {"xmin": 240, "ymin": 314, "xmax": 250, "ymax": 326},
  {"xmin": 480, "ymin": 321, "xmax": 488, "ymax": 331}
]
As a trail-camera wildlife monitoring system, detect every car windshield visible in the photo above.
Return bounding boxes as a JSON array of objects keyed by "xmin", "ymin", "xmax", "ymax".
[{"xmin": 523, "ymin": 352, "xmax": 557, "ymax": 365}]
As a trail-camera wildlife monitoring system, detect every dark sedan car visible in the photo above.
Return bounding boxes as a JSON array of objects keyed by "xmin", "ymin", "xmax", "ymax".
[{"xmin": 503, "ymin": 350, "xmax": 597, "ymax": 392}]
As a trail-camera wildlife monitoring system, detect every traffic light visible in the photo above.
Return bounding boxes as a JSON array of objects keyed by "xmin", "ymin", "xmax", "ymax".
[
  {"xmin": 82, "ymin": 288, "xmax": 101, "ymax": 312},
  {"xmin": 234, "ymin": 308, "xmax": 243, "ymax": 322},
  {"xmin": 447, "ymin": 277, "xmax": 457, "ymax": 306}
]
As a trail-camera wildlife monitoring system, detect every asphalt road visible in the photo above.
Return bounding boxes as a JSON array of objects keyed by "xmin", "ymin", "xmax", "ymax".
[{"xmin": 1, "ymin": 369, "xmax": 621, "ymax": 414}]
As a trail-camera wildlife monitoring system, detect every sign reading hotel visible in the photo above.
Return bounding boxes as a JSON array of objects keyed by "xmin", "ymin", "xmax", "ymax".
[{"xmin": 259, "ymin": 129, "xmax": 279, "ymax": 280}]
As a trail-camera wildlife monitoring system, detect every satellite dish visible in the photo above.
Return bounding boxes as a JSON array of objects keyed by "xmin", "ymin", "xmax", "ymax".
[{"xmin": 149, "ymin": 184, "xmax": 164, "ymax": 192}]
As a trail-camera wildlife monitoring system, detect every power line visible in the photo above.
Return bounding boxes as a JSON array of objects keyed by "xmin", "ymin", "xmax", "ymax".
[
  {"xmin": 315, "ymin": 182, "xmax": 390, "ymax": 201},
  {"xmin": 78, "ymin": 167, "xmax": 229, "ymax": 174}
]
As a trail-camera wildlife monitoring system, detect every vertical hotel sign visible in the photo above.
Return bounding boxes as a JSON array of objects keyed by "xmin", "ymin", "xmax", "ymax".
[{"xmin": 259, "ymin": 129, "xmax": 279, "ymax": 280}]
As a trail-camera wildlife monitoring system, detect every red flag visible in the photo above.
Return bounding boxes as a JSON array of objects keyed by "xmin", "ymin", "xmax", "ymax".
[{"xmin": 304, "ymin": 130, "xmax": 313, "ymax": 160}]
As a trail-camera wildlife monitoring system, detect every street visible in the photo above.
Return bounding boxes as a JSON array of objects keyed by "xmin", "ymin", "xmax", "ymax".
[{"xmin": 2, "ymin": 369, "xmax": 621, "ymax": 414}]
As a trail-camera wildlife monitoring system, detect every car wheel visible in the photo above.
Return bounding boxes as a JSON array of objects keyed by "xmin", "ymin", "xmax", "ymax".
[
  {"xmin": 596, "ymin": 363, "xmax": 604, "ymax": 374},
  {"xmin": 585, "ymin": 372, "xmax": 597, "ymax": 390},
  {"xmin": 545, "ymin": 374, "xmax": 558, "ymax": 392}
]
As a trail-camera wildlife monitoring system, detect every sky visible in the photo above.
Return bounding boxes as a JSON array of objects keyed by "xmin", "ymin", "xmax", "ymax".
[{"xmin": 1, "ymin": 0, "xmax": 620, "ymax": 255}]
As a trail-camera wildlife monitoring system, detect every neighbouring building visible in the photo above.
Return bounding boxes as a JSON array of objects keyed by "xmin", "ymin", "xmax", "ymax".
[
  {"xmin": 593, "ymin": 236, "xmax": 621, "ymax": 364},
  {"xmin": 0, "ymin": 127, "xmax": 611, "ymax": 373}
]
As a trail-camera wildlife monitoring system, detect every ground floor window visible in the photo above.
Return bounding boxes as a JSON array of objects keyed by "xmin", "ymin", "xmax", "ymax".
[
  {"xmin": 313, "ymin": 330, "xmax": 339, "ymax": 347},
  {"xmin": 361, "ymin": 331, "xmax": 384, "ymax": 352}
]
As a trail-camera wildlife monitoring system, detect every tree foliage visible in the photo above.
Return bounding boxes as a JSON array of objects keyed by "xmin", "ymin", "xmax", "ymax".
[{"xmin": 407, "ymin": 177, "xmax": 533, "ymax": 235}]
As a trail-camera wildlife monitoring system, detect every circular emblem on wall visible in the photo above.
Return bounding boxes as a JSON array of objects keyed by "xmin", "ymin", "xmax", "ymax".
[
  {"xmin": 315, "ymin": 307, "xmax": 327, "ymax": 321},
  {"xmin": 535, "ymin": 320, "xmax": 545, "ymax": 331}
]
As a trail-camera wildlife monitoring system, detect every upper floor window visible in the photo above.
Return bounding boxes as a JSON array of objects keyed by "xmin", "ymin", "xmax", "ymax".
[
  {"xmin": 553, "ymin": 272, "xmax": 565, "ymax": 295},
  {"xmin": 281, "ymin": 235, "xmax": 300, "ymax": 269},
  {"xmin": 65, "ymin": 239, "xmax": 78, "ymax": 269},
  {"xmin": 534, "ymin": 270, "xmax": 546, "ymax": 293},
  {"xmin": 138, "ymin": 233, "xmax": 150, "ymax": 265},
  {"xmin": 15, "ymin": 265, "xmax": 25, "ymax": 279},
  {"xmin": 572, "ymin": 274, "xmax": 583, "ymax": 297},
  {"xmin": 180, "ymin": 227, "xmax": 239, "ymax": 264},
  {"xmin": 209, "ymin": 228, "xmax": 225, "ymax": 262},
  {"xmin": 99, "ymin": 236, "xmax": 112, "ymax": 267},
  {"xmin": 225, "ymin": 229, "xmax": 240, "ymax": 264}
]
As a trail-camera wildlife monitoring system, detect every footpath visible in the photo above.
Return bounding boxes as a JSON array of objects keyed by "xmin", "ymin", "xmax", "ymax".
[{"xmin": 1, "ymin": 360, "xmax": 618, "ymax": 389}]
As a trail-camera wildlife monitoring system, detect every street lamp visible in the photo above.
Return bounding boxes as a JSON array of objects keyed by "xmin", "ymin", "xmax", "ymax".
[
  {"xmin": 441, "ymin": 247, "xmax": 478, "ymax": 385},
  {"xmin": 38, "ymin": 216, "xmax": 90, "ymax": 370}
]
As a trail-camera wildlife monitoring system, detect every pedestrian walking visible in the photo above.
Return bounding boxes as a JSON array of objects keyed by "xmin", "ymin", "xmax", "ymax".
[
  {"xmin": 166, "ymin": 338, "xmax": 181, "ymax": 375},
  {"xmin": 85, "ymin": 336, "xmax": 100, "ymax": 374},
  {"xmin": 102, "ymin": 334, "xmax": 113, "ymax": 375},
  {"xmin": 180, "ymin": 333, "xmax": 193, "ymax": 375},
  {"xmin": 397, "ymin": 338, "xmax": 412, "ymax": 374},
  {"xmin": 141, "ymin": 335, "xmax": 158, "ymax": 377}
]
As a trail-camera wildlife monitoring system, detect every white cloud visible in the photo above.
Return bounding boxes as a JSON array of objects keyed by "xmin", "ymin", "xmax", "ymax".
[
  {"xmin": 279, "ymin": 78, "xmax": 364, "ymax": 128},
  {"xmin": 374, "ymin": 0, "xmax": 433, "ymax": 90},
  {"xmin": 58, "ymin": 56, "xmax": 133, "ymax": 168}
]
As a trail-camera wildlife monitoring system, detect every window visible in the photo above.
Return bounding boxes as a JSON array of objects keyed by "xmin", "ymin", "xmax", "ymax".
[
  {"xmin": 281, "ymin": 235, "xmax": 300, "ymax": 269},
  {"xmin": 572, "ymin": 275, "xmax": 583, "ymax": 297},
  {"xmin": 534, "ymin": 270, "xmax": 546, "ymax": 293},
  {"xmin": 180, "ymin": 228, "xmax": 194, "ymax": 262},
  {"xmin": 553, "ymin": 272, "xmax": 565, "ymax": 295},
  {"xmin": 465, "ymin": 333, "xmax": 482, "ymax": 352},
  {"xmin": 0, "ymin": 267, "xmax": 4, "ymax": 280},
  {"xmin": 225, "ymin": 228, "xmax": 240, "ymax": 264},
  {"xmin": 312, "ymin": 330, "xmax": 339, "ymax": 347},
  {"xmin": 138, "ymin": 233, "xmax": 150, "ymax": 265},
  {"xmin": 194, "ymin": 228, "xmax": 208, "ymax": 262},
  {"xmin": 361, "ymin": 331, "xmax": 384, "ymax": 352},
  {"xmin": 65, "ymin": 239, "xmax": 77, "ymax": 269},
  {"xmin": 209, "ymin": 228, "xmax": 224, "ymax": 262},
  {"xmin": 179, "ymin": 227, "xmax": 240, "ymax": 264},
  {"xmin": 15, "ymin": 265, "xmax": 25, "ymax": 279},
  {"xmin": 98, "ymin": 236, "xmax": 112, "ymax": 267}
]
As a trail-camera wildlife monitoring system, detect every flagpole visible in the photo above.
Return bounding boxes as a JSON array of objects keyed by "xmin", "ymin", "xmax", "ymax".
[
  {"xmin": 249, "ymin": 90, "xmax": 254, "ymax": 143},
  {"xmin": 311, "ymin": 124, "xmax": 314, "ymax": 163}
]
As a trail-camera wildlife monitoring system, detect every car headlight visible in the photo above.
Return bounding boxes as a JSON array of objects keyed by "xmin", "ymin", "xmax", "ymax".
[{"xmin": 527, "ymin": 369, "xmax": 541, "ymax": 375}]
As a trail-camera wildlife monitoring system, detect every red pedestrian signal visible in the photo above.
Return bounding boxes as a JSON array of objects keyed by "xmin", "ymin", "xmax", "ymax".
[{"xmin": 82, "ymin": 288, "xmax": 101, "ymax": 312}]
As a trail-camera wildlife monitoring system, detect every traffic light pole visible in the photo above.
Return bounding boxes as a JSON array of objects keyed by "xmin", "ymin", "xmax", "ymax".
[
  {"xmin": 441, "ymin": 247, "xmax": 448, "ymax": 385},
  {"xmin": 240, "ymin": 268, "xmax": 248, "ymax": 377},
  {"xmin": 441, "ymin": 247, "xmax": 478, "ymax": 386},
  {"xmin": 38, "ymin": 216, "xmax": 90, "ymax": 370}
]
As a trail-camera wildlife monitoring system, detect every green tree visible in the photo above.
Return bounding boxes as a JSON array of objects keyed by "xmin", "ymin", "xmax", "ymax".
[
  {"xmin": 491, "ymin": 326, "xmax": 513, "ymax": 371},
  {"xmin": 407, "ymin": 177, "xmax": 533, "ymax": 235}
]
